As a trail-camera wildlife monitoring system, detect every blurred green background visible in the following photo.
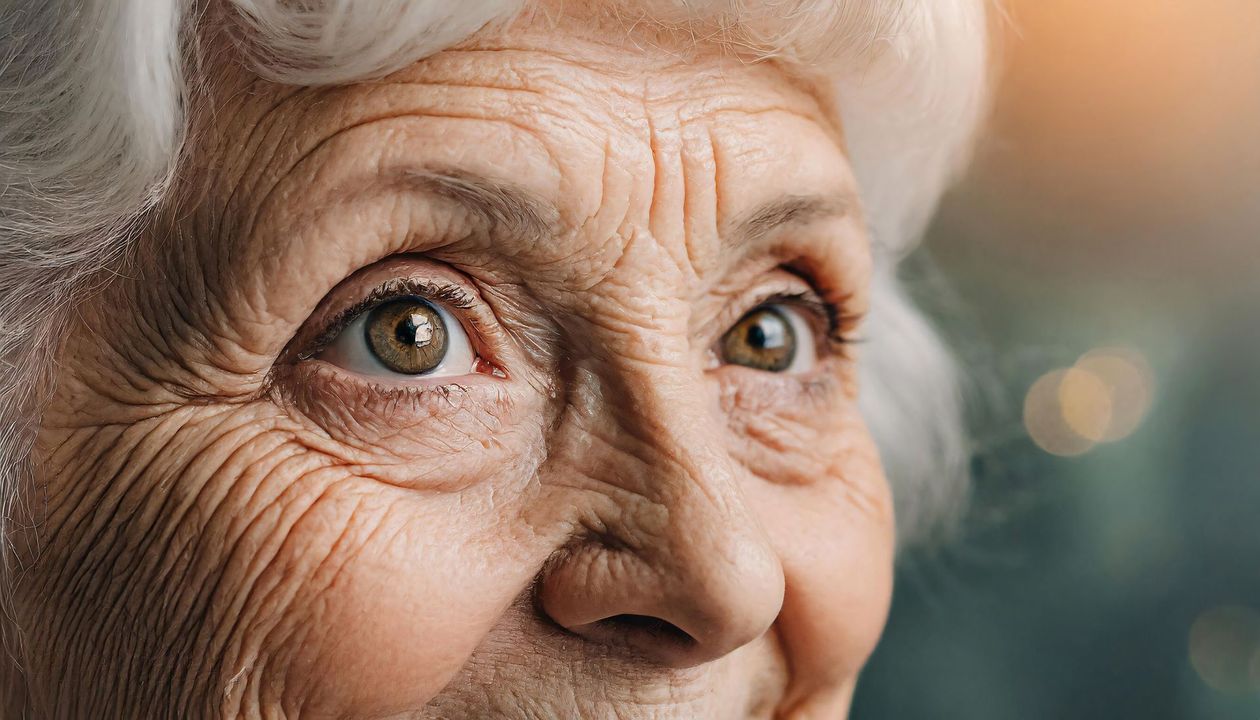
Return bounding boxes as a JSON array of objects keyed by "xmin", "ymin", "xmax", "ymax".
[{"xmin": 853, "ymin": 2, "xmax": 1260, "ymax": 717}]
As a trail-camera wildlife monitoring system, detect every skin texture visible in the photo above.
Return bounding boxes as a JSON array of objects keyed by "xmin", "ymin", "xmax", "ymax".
[{"xmin": 19, "ymin": 8, "xmax": 894, "ymax": 719}]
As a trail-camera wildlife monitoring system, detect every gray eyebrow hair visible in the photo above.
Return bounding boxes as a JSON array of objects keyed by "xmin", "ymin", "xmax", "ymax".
[
  {"xmin": 398, "ymin": 168, "xmax": 561, "ymax": 241},
  {"xmin": 733, "ymin": 192, "xmax": 856, "ymax": 246},
  {"xmin": 398, "ymin": 169, "xmax": 849, "ymax": 251}
]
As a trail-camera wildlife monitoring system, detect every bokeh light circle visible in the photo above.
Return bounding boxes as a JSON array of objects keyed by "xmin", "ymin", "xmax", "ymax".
[
  {"xmin": 1024, "ymin": 346, "xmax": 1156, "ymax": 456},
  {"xmin": 1075, "ymin": 347, "xmax": 1155, "ymax": 442},
  {"xmin": 1188, "ymin": 605, "xmax": 1260, "ymax": 694},
  {"xmin": 1058, "ymin": 367, "xmax": 1113, "ymax": 442},
  {"xmin": 1024, "ymin": 369, "xmax": 1095, "ymax": 456}
]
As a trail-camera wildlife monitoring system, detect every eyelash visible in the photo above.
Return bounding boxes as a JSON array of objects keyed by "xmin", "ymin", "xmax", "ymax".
[
  {"xmin": 298, "ymin": 277, "xmax": 479, "ymax": 362},
  {"xmin": 296, "ymin": 274, "xmax": 860, "ymax": 374},
  {"xmin": 758, "ymin": 290, "xmax": 862, "ymax": 352}
]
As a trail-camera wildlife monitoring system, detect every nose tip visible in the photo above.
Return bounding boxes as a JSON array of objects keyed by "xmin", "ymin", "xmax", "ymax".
[{"xmin": 539, "ymin": 525, "xmax": 785, "ymax": 668}]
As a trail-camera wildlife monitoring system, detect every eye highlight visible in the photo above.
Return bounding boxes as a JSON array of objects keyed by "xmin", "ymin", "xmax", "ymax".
[
  {"xmin": 366, "ymin": 298, "xmax": 449, "ymax": 374},
  {"xmin": 318, "ymin": 295, "xmax": 478, "ymax": 379},
  {"xmin": 720, "ymin": 304, "xmax": 817, "ymax": 374}
]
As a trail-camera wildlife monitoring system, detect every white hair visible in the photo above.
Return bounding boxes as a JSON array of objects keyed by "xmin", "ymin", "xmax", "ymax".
[{"xmin": 0, "ymin": 0, "xmax": 987, "ymax": 572}]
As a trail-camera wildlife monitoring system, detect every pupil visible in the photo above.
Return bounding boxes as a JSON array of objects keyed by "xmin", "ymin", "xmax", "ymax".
[
  {"xmin": 749, "ymin": 314, "xmax": 786, "ymax": 350},
  {"xmin": 748, "ymin": 324, "xmax": 767, "ymax": 348},
  {"xmin": 395, "ymin": 318, "xmax": 416, "ymax": 345},
  {"xmin": 395, "ymin": 310, "xmax": 435, "ymax": 348}
]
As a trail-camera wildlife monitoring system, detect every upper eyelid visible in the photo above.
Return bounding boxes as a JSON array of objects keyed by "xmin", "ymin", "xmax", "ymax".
[
  {"xmin": 721, "ymin": 281, "xmax": 833, "ymax": 331},
  {"xmin": 752, "ymin": 293, "xmax": 838, "ymax": 346},
  {"xmin": 766, "ymin": 292, "xmax": 845, "ymax": 337},
  {"xmin": 768, "ymin": 261, "xmax": 866, "ymax": 340},
  {"xmin": 774, "ymin": 294, "xmax": 864, "ymax": 347},
  {"xmin": 718, "ymin": 281, "xmax": 860, "ymax": 355},
  {"xmin": 774, "ymin": 264, "xmax": 863, "ymax": 327}
]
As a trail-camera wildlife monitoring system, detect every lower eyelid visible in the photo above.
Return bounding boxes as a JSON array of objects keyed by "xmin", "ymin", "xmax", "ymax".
[
  {"xmin": 714, "ymin": 361, "xmax": 843, "ymax": 417},
  {"xmin": 274, "ymin": 360, "xmax": 501, "ymax": 439}
]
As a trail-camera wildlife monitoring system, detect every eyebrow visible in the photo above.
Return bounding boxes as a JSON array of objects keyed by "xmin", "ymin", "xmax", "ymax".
[
  {"xmin": 399, "ymin": 168, "xmax": 852, "ymax": 251},
  {"xmin": 732, "ymin": 192, "xmax": 856, "ymax": 247},
  {"xmin": 398, "ymin": 168, "xmax": 561, "ymax": 241}
]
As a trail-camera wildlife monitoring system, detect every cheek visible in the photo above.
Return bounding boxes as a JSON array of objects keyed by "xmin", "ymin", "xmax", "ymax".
[
  {"xmin": 205, "ymin": 417, "xmax": 564, "ymax": 719},
  {"xmin": 769, "ymin": 474, "xmax": 894, "ymax": 679},
  {"xmin": 30, "ymin": 392, "xmax": 557, "ymax": 717},
  {"xmin": 739, "ymin": 403, "xmax": 895, "ymax": 707},
  {"xmin": 275, "ymin": 489, "xmax": 556, "ymax": 718}
]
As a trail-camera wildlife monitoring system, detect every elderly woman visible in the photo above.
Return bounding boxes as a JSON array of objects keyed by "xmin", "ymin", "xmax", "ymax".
[{"xmin": 0, "ymin": 1, "xmax": 987, "ymax": 717}]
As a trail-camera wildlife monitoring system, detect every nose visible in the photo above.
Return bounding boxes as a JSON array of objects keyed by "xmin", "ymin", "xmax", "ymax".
[{"xmin": 538, "ymin": 383, "xmax": 785, "ymax": 668}]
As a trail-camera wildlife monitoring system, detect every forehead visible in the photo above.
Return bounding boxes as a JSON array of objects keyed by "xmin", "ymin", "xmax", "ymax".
[{"xmin": 198, "ymin": 14, "xmax": 860, "ymax": 295}]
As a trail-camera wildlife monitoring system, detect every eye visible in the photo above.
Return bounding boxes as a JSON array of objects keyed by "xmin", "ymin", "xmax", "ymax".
[
  {"xmin": 318, "ymin": 296, "xmax": 477, "ymax": 379},
  {"xmin": 719, "ymin": 304, "xmax": 817, "ymax": 373}
]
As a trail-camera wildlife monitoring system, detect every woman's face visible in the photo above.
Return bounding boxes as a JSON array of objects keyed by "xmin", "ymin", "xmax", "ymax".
[{"xmin": 26, "ymin": 12, "xmax": 893, "ymax": 720}]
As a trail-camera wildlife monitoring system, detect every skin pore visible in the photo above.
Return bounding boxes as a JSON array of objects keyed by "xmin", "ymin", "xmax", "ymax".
[{"xmin": 20, "ymin": 7, "xmax": 894, "ymax": 719}]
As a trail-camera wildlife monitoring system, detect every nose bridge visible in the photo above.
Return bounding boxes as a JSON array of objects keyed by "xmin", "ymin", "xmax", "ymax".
[
  {"xmin": 639, "ymin": 435, "xmax": 785, "ymax": 649},
  {"xmin": 541, "ymin": 359, "xmax": 785, "ymax": 666},
  {"xmin": 598, "ymin": 354, "xmax": 744, "ymax": 528}
]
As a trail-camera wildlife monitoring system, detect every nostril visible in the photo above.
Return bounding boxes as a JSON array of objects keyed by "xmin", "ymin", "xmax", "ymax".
[
  {"xmin": 604, "ymin": 615, "xmax": 695, "ymax": 643},
  {"xmin": 600, "ymin": 614, "xmax": 695, "ymax": 647}
]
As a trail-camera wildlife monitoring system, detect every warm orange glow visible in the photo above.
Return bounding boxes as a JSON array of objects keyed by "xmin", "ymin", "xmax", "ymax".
[{"xmin": 946, "ymin": 0, "xmax": 1260, "ymax": 281}]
